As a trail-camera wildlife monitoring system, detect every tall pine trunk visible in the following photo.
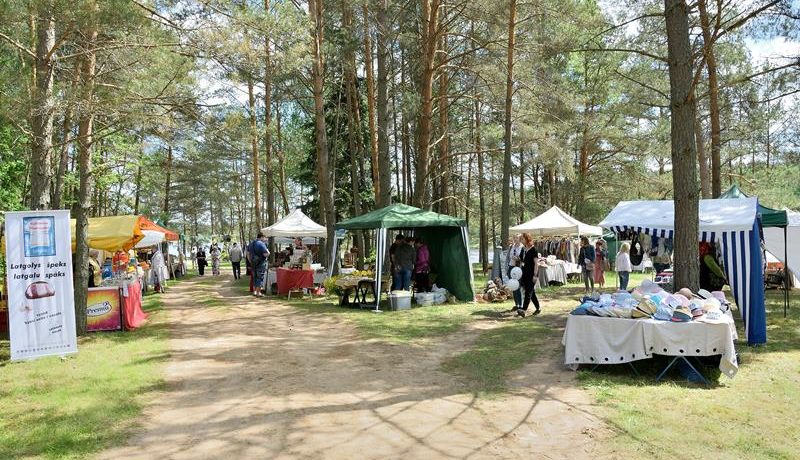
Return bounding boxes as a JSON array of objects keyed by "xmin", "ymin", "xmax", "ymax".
[
  {"xmin": 695, "ymin": 110, "xmax": 711, "ymax": 198},
  {"xmin": 264, "ymin": 0, "xmax": 276, "ymax": 225},
  {"xmin": 665, "ymin": 0, "xmax": 699, "ymax": 291},
  {"xmin": 500, "ymin": 0, "xmax": 517, "ymax": 251},
  {"xmin": 29, "ymin": 1, "xmax": 56, "ymax": 210},
  {"xmin": 247, "ymin": 78, "xmax": 263, "ymax": 230},
  {"xmin": 413, "ymin": 0, "xmax": 441, "ymax": 209},
  {"xmin": 73, "ymin": 0, "xmax": 98, "ymax": 336},
  {"xmin": 698, "ymin": 0, "xmax": 721, "ymax": 198},
  {"xmin": 362, "ymin": 3, "xmax": 380, "ymax": 203},
  {"xmin": 309, "ymin": 0, "xmax": 335, "ymax": 265},
  {"xmin": 163, "ymin": 145, "xmax": 173, "ymax": 224},
  {"xmin": 376, "ymin": 0, "xmax": 392, "ymax": 207}
]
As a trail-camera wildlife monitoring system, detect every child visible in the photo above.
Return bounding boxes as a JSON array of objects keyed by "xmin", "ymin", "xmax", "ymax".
[{"xmin": 615, "ymin": 242, "xmax": 632, "ymax": 291}]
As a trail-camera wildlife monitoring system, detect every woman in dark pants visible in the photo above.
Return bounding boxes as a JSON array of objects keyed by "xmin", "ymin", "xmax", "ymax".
[
  {"xmin": 578, "ymin": 237, "xmax": 595, "ymax": 294},
  {"xmin": 517, "ymin": 233, "xmax": 541, "ymax": 318},
  {"xmin": 196, "ymin": 247, "xmax": 207, "ymax": 275}
]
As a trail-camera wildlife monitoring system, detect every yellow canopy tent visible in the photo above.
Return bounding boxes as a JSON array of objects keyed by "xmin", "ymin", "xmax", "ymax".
[{"xmin": 70, "ymin": 215, "xmax": 145, "ymax": 252}]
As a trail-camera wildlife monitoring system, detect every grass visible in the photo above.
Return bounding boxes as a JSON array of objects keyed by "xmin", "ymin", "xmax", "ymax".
[
  {"xmin": 577, "ymin": 289, "xmax": 800, "ymax": 459},
  {"xmin": 290, "ymin": 295, "xmax": 510, "ymax": 344},
  {"xmin": 0, "ymin": 291, "xmax": 171, "ymax": 459},
  {"xmin": 442, "ymin": 319, "xmax": 549, "ymax": 394}
]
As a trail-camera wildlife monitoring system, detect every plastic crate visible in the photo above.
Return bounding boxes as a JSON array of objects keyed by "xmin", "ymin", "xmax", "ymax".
[{"xmin": 389, "ymin": 292, "xmax": 411, "ymax": 310}]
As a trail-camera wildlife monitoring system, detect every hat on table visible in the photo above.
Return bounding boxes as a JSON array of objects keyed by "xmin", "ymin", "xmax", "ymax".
[
  {"xmin": 653, "ymin": 304, "xmax": 674, "ymax": 321},
  {"xmin": 697, "ymin": 289, "xmax": 714, "ymax": 300},
  {"xmin": 671, "ymin": 304, "xmax": 693, "ymax": 322},
  {"xmin": 677, "ymin": 288, "xmax": 696, "ymax": 300}
]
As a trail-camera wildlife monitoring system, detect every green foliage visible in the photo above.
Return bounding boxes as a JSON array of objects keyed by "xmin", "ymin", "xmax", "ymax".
[{"xmin": 0, "ymin": 122, "xmax": 27, "ymax": 211}]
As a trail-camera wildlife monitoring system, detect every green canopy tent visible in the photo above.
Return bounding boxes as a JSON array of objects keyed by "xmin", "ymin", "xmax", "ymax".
[
  {"xmin": 334, "ymin": 204, "xmax": 475, "ymax": 310},
  {"xmin": 720, "ymin": 185, "xmax": 788, "ymax": 227},
  {"xmin": 721, "ymin": 184, "xmax": 790, "ymax": 316}
]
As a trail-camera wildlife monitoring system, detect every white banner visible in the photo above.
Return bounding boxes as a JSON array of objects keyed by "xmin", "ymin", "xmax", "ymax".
[{"xmin": 4, "ymin": 210, "xmax": 78, "ymax": 360}]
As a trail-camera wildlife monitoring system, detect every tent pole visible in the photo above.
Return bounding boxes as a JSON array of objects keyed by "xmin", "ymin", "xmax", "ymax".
[
  {"xmin": 373, "ymin": 228, "xmax": 385, "ymax": 313},
  {"xmin": 785, "ymin": 225, "xmax": 789, "ymax": 317}
]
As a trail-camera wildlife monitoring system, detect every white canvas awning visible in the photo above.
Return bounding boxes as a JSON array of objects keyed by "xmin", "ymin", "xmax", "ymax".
[
  {"xmin": 599, "ymin": 197, "xmax": 758, "ymax": 234},
  {"xmin": 135, "ymin": 229, "xmax": 166, "ymax": 248},
  {"xmin": 764, "ymin": 208, "xmax": 800, "ymax": 286},
  {"xmin": 261, "ymin": 209, "xmax": 327, "ymax": 238},
  {"xmin": 510, "ymin": 206, "xmax": 602, "ymax": 237}
]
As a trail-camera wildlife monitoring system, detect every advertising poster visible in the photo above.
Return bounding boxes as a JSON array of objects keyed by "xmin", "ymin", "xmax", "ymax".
[
  {"xmin": 4, "ymin": 210, "xmax": 78, "ymax": 360},
  {"xmin": 86, "ymin": 287, "xmax": 122, "ymax": 331}
]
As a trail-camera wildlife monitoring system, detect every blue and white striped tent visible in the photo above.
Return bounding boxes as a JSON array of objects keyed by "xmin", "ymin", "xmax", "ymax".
[{"xmin": 600, "ymin": 197, "xmax": 766, "ymax": 345}]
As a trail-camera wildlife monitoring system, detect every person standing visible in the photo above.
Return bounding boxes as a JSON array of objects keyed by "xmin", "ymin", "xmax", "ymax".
[
  {"xmin": 250, "ymin": 233, "xmax": 270, "ymax": 296},
  {"xmin": 229, "ymin": 242, "xmax": 243, "ymax": 279},
  {"xmin": 517, "ymin": 233, "xmax": 541, "ymax": 318},
  {"xmin": 88, "ymin": 249, "xmax": 102, "ymax": 287},
  {"xmin": 393, "ymin": 237, "xmax": 416, "ymax": 291},
  {"xmin": 578, "ymin": 237, "xmax": 595, "ymax": 294},
  {"xmin": 196, "ymin": 246, "xmax": 208, "ymax": 276},
  {"xmin": 151, "ymin": 247, "xmax": 167, "ymax": 292},
  {"xmin": 593, "ymin": 240, "xmax": 608, "ymax": 289},
  {"xmin": 413, "ymin": 237, "xmax": 431, "ymax": 292},
  {"xmin": 615, "ymin": 242, "xmax": 632, "ymax": 291},
  {"xmin": 388, "ymin": 234, "xmax": 405, "ymax": 289},
  {"xmin": 507, "ymin": 235, "xmax": 525, "ymax": 309},
  {"xmin": 210, "ymin": 244, "xmax": 222, "ymax": 276}
]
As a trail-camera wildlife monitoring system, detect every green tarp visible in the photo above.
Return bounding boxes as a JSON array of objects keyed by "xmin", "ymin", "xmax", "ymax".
[
  {"xmin": 336, "ymin": 203, "xmax": 466, "ymax": 230},
  {"xmin": 720, "ymin": 185, "xmax": 788, "ymax": 227},
  {"xmin": 335, "ymin": 204, "xmax": 474, "ymax": 301}
]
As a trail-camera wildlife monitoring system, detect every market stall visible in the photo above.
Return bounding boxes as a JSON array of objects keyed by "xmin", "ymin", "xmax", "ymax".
[
  {"xmin": 600, "ymin": 197, "xmax": 766, "ymax": 345},
  {"xmin": 261, "ymin": 209, "xmax": 328, "ymax": 294},
  {"xmin": 508, "ymin": 206, "xmax": 602, "ymax": 286},
  {"xmin": 69, "ymin": 215, "xmax": 155, "ymax": 331},
  {"xmin": 721, "ymin": 185, "xmax": 793, "ymax": 314},
  {"xmin": 334, "ymin": 204, "xmax": 474, "ymax": 309}
]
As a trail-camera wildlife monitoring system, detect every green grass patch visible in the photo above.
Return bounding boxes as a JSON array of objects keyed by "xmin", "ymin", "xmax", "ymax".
[
  {"xmin": 578, "ymin": 289, "xmax": 800, "ymax": 459},
  {"xmin": 442, "ymin": 319, "xmax": 549, "ymax": 394},
  {"xmin": 0, "ymin": 291, "xmax": 170, "ymax": 459},
  {"xmin": 290, "ymin": 296, "xmax": 512, "ymax": 343}
]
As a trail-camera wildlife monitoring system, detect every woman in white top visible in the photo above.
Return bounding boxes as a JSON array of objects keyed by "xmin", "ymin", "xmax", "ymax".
[{"xmin": 615, "ymin": 242, "xmax": 633, "ymax": 291}]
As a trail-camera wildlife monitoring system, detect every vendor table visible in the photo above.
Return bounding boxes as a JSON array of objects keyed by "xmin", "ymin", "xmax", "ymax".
[
  {"xmin": 120, "ymin": 280, "xmax": 146, "ymax": 329},
  {"xmin": 535, "ymin": 261, "xmax": 568, "ymax": 288},
  {"xmin": 86, "ymin": 280, "xmax": 146, "ymax": 332},
  {"xmin": 562, "ymin": 315, "xmax": 738, "ymax": 381},
  {"xmin": 276, "ymin": 268, "xmax": 315, "ymax": 295}
]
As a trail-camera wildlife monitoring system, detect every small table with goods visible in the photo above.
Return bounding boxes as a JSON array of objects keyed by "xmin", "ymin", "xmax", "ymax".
[
  {"xmin": 275, "ymin": 267, "xmax": 315, "ymax": 296},
  {"xmin": 87, "ymin": 278, "xmax": 147, "ymax": 332},
  {"xmin": 562, "ymin": 315, "xmax": 738, "ymax": 385}
]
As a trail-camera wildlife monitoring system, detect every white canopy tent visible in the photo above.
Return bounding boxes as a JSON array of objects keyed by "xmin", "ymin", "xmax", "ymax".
[
  {"xmin": 510, "ymin": 205, "xmax": 603, "ymax": 236},
  {"xmin": 763, "ymin": 209, "xmax": 800, "ymax": 287},
  {"xmin": 261, "ymin": 209, "xmax": 327, "ymax": 238}
]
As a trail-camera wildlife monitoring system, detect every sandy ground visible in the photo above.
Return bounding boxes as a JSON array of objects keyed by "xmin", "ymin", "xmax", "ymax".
[{"xmin": 99, "ymin": 275, "xmax": 610, "ymax": 460}]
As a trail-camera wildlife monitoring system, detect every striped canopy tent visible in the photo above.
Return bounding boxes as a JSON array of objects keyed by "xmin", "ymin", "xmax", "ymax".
[{"xmin": 600, "ymin": 197, "xmax": 766, "ymax": 345}]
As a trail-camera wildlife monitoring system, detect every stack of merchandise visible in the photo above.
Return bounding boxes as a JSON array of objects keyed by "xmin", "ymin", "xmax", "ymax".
[
  {"xmin": 570, "ymin": 280, "xmax": 731, "ymax": 323},
  {"xmin": 480, "ymin": 278, "xmax": 513, "ymax": 302}
]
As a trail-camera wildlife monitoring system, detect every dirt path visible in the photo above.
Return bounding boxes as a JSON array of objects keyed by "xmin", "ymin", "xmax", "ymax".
[{"xmin": 99, "ymin": 275, "xmax": 609, "ymax": 460}]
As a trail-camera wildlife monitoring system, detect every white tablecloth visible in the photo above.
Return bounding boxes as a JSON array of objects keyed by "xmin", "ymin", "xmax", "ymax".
[
  {"xmin": 562, "ymin": 315, "xmax": 738, "ymax": 378},
  {"xmin": 535, "ymin": 262, "xmax": 568, "ymax": 288}
]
